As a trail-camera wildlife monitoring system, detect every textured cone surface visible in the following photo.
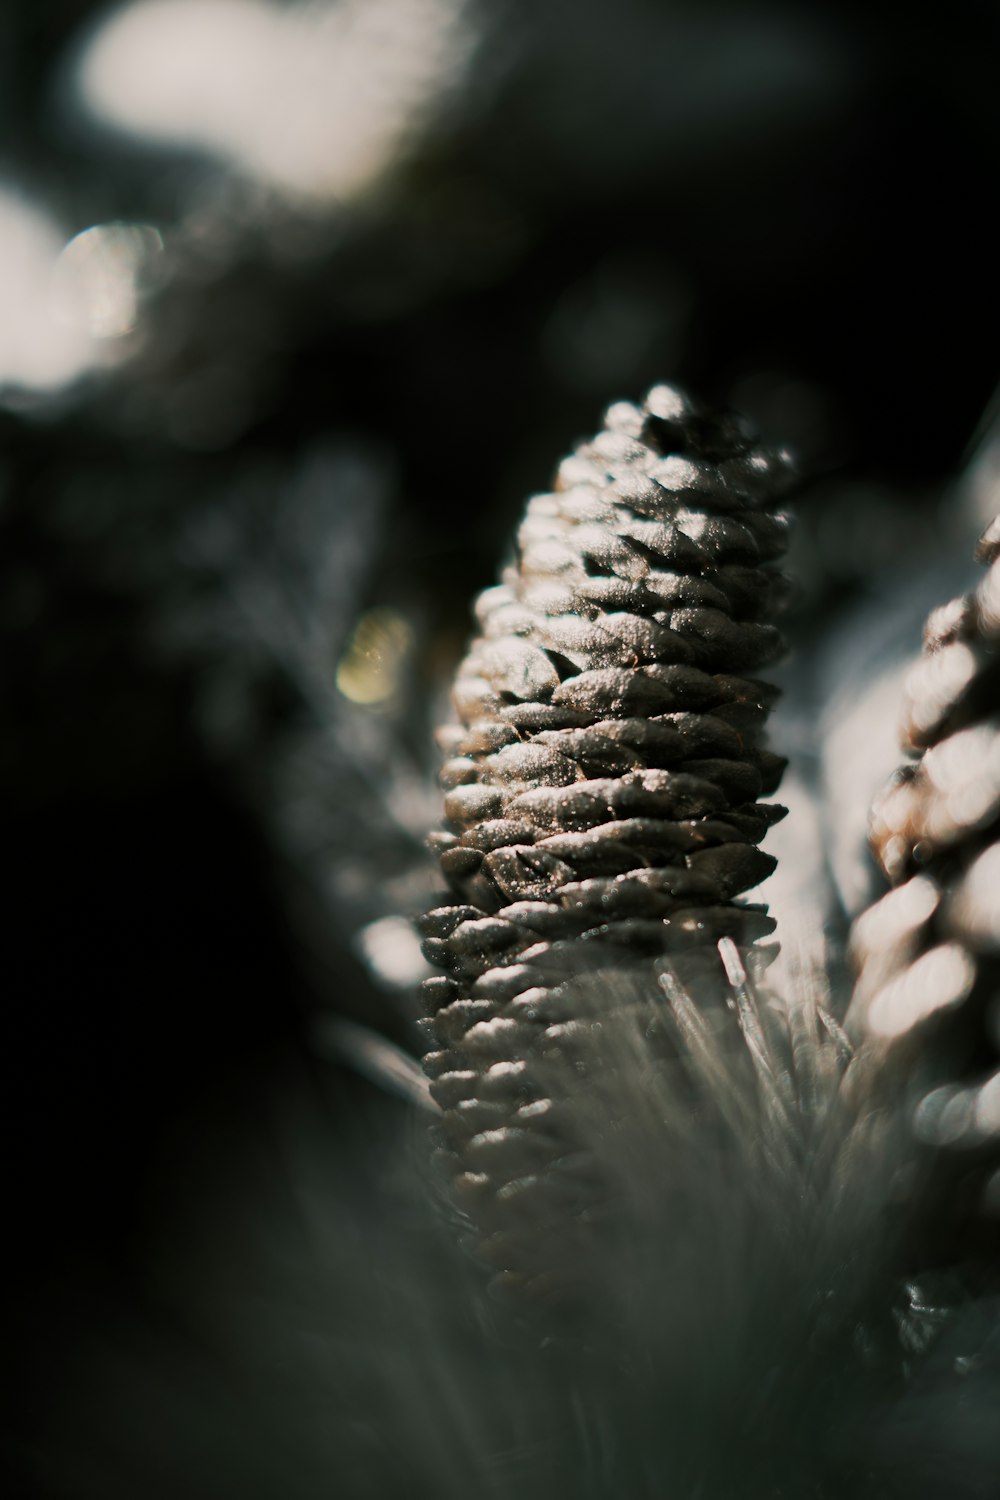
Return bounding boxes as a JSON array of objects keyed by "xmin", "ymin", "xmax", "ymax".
[
  {"xmin": 419, "ymin": 384, "xmax": 794, "ymax": 1299},
  {"xmin": 851, "ymin": 515, "xmax": 1000, "ymax": 1254}
]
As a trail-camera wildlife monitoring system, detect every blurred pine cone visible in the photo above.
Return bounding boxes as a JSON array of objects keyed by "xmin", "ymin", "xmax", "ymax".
[
  {"xmin": 417, "ymin": 384, "xmax": 795, "ymax": 1299},
  {"xmin": 850, "ymin": 515, "xmax": 1000, "ymax": 1256}
]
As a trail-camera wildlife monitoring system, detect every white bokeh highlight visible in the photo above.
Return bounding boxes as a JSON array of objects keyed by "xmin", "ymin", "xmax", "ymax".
[
  {"xmin": 77, "ymin": 0, "xmax": 477, "ymax": 203},
  {"xmin": 0, "ymin": 188, "xmax": 162, "ymax": 397}
]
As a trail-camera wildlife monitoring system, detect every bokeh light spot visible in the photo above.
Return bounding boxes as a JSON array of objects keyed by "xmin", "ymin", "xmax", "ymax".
[{"xmin": 336, "ymin": 607, "xmax": 413, "ymax": 705}]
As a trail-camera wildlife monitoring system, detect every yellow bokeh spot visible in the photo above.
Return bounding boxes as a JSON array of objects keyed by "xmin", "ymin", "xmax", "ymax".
[{"xmin": 336, "ymin": 608, "xmax": 413, "ymax": 705}]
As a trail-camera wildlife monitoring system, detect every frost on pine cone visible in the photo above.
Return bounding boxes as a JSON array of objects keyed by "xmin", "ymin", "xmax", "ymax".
[
  {"xmin": 850, "ymin": 515, "xmax": 1000, "ymax": 1256},
  {"xmin": 417, "ymin": 384, "xmax": 795, "ymax": 1299}
]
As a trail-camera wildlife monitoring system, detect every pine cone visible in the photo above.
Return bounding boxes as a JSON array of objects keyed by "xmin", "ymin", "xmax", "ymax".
[
  {"xmin": 418, "ymin": 384, "xmax": 794, "ymax": 1300},
  {"xmin": 850, "ymin": 516, "xmax": 1000, "ymax": 1254}
]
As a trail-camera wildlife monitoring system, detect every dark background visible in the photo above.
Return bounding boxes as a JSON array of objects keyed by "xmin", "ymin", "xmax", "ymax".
[{"xmin": 3, "ymin": 1, "xmax": 999, "ymax": 1493}]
